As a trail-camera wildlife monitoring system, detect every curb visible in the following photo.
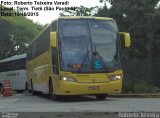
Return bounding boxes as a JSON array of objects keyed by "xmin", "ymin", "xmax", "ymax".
[{"xmin": 108, "ymin": 93, "xmax": 160, "ymax": 98}]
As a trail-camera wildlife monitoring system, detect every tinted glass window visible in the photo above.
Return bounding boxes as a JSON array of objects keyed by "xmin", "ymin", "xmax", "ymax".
[
  {"xmin": 51, "ymin": 21, "xmax": 57, "ymax": 32},
  {"xmin": 0, "ymin": 58, "xmax": 26, "ymax": 72},
  {"xmin": 27, "ymin": 25, "xmax": 51, "ymax": 61},
  {"xmin": 59, "ymin": 19, "xmax": 120, "ymax": 72}
]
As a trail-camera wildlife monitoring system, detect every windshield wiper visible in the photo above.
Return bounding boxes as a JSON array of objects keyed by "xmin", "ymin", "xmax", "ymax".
[{"xmin": 78, "ymin": 44, "xmax": 90, "ymax": 72}]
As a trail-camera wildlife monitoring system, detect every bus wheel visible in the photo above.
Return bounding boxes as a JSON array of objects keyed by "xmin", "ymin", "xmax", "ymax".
[
  {"xmin": 0, "ymin": 85, "xmax": 3, "ymax": 94},
  {"xmin": 25, "ymin": 82, "xmax": 28, "ymax": 91},
  {"xmin": 31, "ymin": 80, "xmax": 36, "ymax": 95},
  {"xmin": 16, "ymin": 90, "xmax": 24, "ymax": 93},
  {"xmin": 49, "ymin": 80, "xmax": 59, "ymax": 100},
  {"xmin": 95, "ymin": 94, "xmax": 107, "ymax": 100}
]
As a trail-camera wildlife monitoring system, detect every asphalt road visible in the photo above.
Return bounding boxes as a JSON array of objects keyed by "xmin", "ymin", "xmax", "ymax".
[{"xmin": 0, "ymin": 93, "xmax": 160, "ymax": 118}]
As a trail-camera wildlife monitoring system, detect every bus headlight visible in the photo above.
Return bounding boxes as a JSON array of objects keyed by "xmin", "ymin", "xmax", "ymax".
[
  {"xmin": 61, "ymin": 76, "xmax": 77, "ymax": 82},
  {"xmin": 109, "ymin": 75, "xmax": 123, "ymax": 81}
]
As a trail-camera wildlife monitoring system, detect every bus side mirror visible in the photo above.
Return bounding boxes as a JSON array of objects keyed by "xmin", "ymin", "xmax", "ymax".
[
  {"xmin": 50, "ymin": 32, "xmax": 57, "ymax": 48},
  {"xmin": 119, "ymin": 32, "xmax": 131, "ymax": 48}
]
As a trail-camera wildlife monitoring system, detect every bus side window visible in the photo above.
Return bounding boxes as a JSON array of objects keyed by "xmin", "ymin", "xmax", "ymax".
[
  {"xmin": 119, "ymin": 34, "xmax": 125, "ymax": 49},
  {"xmin": 51, "ymin": 21, "xmax": 57, "ymax": 32},
  {"xmin": 51, "ymin": 47, "xmax": 59, "ymax": 75}
]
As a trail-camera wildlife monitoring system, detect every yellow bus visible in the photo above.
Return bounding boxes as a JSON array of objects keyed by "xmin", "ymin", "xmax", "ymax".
[{"xmin": 26, "ymin": 16, "xmax": 130, "ymax": 100}]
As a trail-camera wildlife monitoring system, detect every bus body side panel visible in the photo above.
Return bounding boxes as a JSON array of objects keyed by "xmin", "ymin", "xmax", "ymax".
[
  {"xmin": 27, "ymin": 50, "xmax": 53, "ymax": 94},
  {"xmin": 0, "ymin": 70, "xmax": 27, "ymax": 91}
]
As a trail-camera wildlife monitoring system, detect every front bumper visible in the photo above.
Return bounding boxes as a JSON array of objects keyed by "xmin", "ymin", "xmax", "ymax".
[{"xmin": 56, "ymin": 79, "xmax": 122, "ymax": 95}]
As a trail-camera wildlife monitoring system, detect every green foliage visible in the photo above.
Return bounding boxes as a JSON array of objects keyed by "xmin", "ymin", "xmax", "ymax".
[
  {"xmin": 0, "ymin": 7, "xmax": 44, "ymax": 59},
  {"xmin": 0, "ymin": 19, "xmax": 13, "ymax": 58},
  {"xmin": 123, "ymin": 78, "xmax": 155, "ymax": 93},
  {"xmin": 11, "ymin": 17, "xmax": 43, "ymax": 55},
  {"xmin": 95, "ymin": 2, "xmax": 109, "ymax": 17},
  {"xmin": 60, "ymin": 5, "xmax": 97, "ymax": 16},
  {"xmin": 133, "ymin": 82, "xmax": 153, "ymax": 93}
]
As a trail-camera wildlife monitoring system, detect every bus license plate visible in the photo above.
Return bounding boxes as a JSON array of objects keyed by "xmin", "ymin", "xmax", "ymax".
[{"xmin": 88, "ymin": 86, "xmax": 99, "ymax": 90}]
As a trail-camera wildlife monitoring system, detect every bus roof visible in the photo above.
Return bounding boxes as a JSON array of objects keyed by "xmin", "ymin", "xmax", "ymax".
[{"xmin": 0, "ymin": 54, "xmax": 26, "ymax": 63}]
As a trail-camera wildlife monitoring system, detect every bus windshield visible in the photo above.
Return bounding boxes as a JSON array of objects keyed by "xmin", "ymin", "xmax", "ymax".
[{"xmin": 59, "ymin": 19, "xmax": 121, "ymax": 72}]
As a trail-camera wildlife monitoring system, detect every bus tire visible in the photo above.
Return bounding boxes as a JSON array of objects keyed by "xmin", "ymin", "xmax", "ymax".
[
  {"xmin": 95, "ymin": 94, "xmax": 107, "ymax": 100},
  {"xmin": 17, "ymin": 90, "xmax": 24, "ymax": 93},
  {"xmin": 25, "ymin": 82, "xmax": 28, "ymax": 91},
  {"xmin": 31, "ymin": 80, "xmax": 36, "ymax": 95},
  {"xmin": 0, "ymin": 84, "xmax": 3, "ymax": 94},
  {"xmin": 49, "ymin": 79, "xmax": 59, "ymax": 100},
  {"xmin": 28, "ymin": 81, "xmax": 31, "ymax": 93}
]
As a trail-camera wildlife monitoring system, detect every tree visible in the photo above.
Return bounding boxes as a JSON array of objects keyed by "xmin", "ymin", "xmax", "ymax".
[
  {"xmin": 0, "ymin": 19, "xmax": 13, "ymax": 58},
  {"xmin": 60, "ymin": 5, "xmax": 97, "ymax": 16},
  {"xmin": 95, "ymin": 0, "xmax": 110, "ymax": 17},
  {"xmin": 0, "ymin": 6, "xmax": 44, "ymax": 59}
]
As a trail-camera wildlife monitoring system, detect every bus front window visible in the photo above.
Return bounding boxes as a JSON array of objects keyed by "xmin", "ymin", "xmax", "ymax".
[
  {"xmin": 59, "ymin": 19, "xmax": 92, "ymax": 72},
  {"xmin": 90, "ymin": 20, "xmax": 121, "ymax": 71},
  {"xmin": 59, "ymin": 19, "xmax": 121, "ymax": 72}
]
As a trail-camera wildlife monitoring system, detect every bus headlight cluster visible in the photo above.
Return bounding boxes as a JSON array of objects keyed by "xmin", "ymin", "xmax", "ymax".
[
  {"xmin": 109, "ymin": 75, "xmax": 123, "ymax": 81},
  {"xmin": 61, "ymin": 76, "xmax": 77, "ymax": 82}
]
